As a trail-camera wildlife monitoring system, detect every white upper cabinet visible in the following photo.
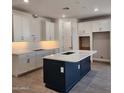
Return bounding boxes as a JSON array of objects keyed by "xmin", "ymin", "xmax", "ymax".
[
  {"xmin": 13, "ymin": 13, "xmax": 31, "ymax": 42},
  {"xmin": 49, "ymin": 22, "xmax": 54, "ymax": 40},
  {"xmin": 30, "ymin": 17, "xmax": 41, "ymax": 41},
  {"xmin": 57, "ymin": 19, "xmax": 74, "ymax": 52},
  {"xmin": 22, "ymin": 16, "xmax": 32, "ymax": 41},
  {"xmin": 13, "ymin": 14, "xmax": 22, "ymax": 41},
  {"xmin": 78, "ymin": 18, "xmax": 111, "ymax": 35},
  {"xmin": 63, "ymin": 22, "xmax": 72, "ymax": 50},
  {"xmin": 12, "ymin": 10, "xmax": 43, "ymax": 42},
  {"xmin": 41, "ymin": 21, "xmax": 55, "ymax": 40},
  {"xmin": 78, "ymin": 22, "xmax": 92, "ymax": 36},
  {"xmin": 92, "ymin": 19, "xmax": 111, "ymax": 32}
]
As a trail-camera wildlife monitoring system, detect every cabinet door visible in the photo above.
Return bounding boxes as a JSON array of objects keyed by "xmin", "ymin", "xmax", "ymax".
[
  {"xmin": 99, "ymin": 19, "xmax": 111, "ymax": 31},
  {"xmin": 31, "ymin": 18, "xmax": 41, "ymax": 41},
  {"xmin": 22, "ymin": 17, "xmax": 32, "ymax": 41},
  {"xmin": 18, "ymin": 54, "xmax": 29, "ymax": 74},
  {"xmin": 65, "ymin": 62, "xmax": 80, "ymax": 89},
  {"xmin": 92, "ymin": 19, "xmax": 111, "ymax": 32},
  {"xmin": 35, "ymin": 51, "xmax": 44, "ymax": 68},
  {"xmin": 18, "ymin": 53, "xmax": 35, "ymax": 74},
  {"xmin": 41, "ymin": 21, "xmax": 55, "ymax": 40},
  {"xmin": 80, "ymin": 57, "xmax": 91, "ymax": 78},
  {"xmin": 46, "ymin": 21, "xmax": 51, "ymax": 40},
  {"xmin": 45, "ymin": 21, "xmax": 55, "ymax": 40},
  {"xmin": 78, "ymin": 22, "xmax": 92, "ymax": 36},
  {"xmin": 13, "ymin": 14, "xmax": 23, "ymax": 41},
  {"xmin": 27, "ymin": 53, "xmax": 36, "ymax": 70},
  {"xmin": 63, "ymin": 22, "xmax": 72, "ymax": 51},
  {"xmin": 92, "ymin": 20, "xmax": 100, "ymax": 32},
  {"xmin": 49, "ymin": 22, "xmax": 55, "ymax": 40}
]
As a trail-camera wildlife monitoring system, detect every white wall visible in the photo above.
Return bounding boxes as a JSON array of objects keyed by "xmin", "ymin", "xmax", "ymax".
[{"xmin": 93, "ymin": 32, "xmax": 110, "ymax": 60}]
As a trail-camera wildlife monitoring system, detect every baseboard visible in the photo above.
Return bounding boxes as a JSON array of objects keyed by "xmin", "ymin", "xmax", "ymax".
[{"xmin": 93, "ymin": 58, "xmax": 110, "ymax": 62}]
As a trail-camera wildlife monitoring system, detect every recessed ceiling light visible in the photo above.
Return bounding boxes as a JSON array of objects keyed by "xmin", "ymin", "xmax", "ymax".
[
  {"xmin": 24, "ymin": 0, "xmax": 29, "ymax": 3},
  {"xmin": 62, "ymin": 14, "xmax": 66, "ymax": 18},
  {"xmin": 94, "ymin": 8, "xmax": 99, "ymax": 12},
  {"xmin": 75, "ymin": 1, "xmax": 80, "ymax": 4},
  {"xmin": 63, "ymin": 7, "xmax": 70, "ymax": 10},
  {"xmin": 82, "ymin": 6, "xmax": 86, "ymax": 8},
  {"xmin": 32, "ymin": 14, "xmax": 38, "ymax": 18}
]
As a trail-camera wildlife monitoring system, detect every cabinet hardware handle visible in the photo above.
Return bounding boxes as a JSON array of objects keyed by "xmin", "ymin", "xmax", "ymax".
[
  {"xmin": 60, "ymin": 67, "xmax": 64, "ymax": 73},
  {"xmin": 27, "ymin": 58, "xmax": 30, "ymax": 63},
  {"xmin": 21, "ymin": 36, "xmax": 24, "ymax": 40},
  {"xmin": 99, "ymin": 28, "xmax": 102, "ymax": 31},
  {"xmin": 82, "ymin": 30, "xmax": 85, "ymax": 33},
  {"xmin": 78, "ymin": 64, "xmax": 80, "ymax": 69}
]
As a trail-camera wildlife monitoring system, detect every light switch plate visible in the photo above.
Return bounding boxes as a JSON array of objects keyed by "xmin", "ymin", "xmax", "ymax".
[{"xmin": 60, "ymin": 67, "xmax": 64, "ymax": 73}]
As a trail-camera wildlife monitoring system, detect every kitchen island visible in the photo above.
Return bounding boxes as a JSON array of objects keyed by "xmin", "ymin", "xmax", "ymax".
[{"xmin": 43, "ymin": 50, "xmax": 96, "ymax": 93}]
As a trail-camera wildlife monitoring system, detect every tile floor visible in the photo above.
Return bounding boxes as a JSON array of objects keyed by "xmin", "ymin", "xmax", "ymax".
[{"xmin": 12, "ymin": 61, "xmax": 111, "ymax": 93}]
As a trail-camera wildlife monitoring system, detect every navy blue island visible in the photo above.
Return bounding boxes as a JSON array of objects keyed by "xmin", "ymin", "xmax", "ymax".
[{"xmin": 43, "ymin": 50, "xmax": 96, "ymax": 93}]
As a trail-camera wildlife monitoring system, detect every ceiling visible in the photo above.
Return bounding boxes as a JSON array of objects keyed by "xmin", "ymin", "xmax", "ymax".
[{"xmin": 12, "ymin": 0, "xmax": 111, "ymax": 19}]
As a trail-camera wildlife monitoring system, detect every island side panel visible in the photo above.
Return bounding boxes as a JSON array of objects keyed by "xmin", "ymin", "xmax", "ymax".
[
  {"xmin": 80, "ymin": 56, "xmax": 91, "ymax": 78},
  {"xmin": 43, "ymin": 59, "xmax": 66, "ymax": 92},
  {"xmin": 65, "ymin": 62, "xmax": 80, "ymax": 92}
]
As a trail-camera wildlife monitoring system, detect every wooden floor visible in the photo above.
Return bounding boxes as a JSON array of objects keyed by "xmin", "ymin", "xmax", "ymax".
[{"xmin": 12, "ymin": 61, "xmax": 111, "ymax": 93}]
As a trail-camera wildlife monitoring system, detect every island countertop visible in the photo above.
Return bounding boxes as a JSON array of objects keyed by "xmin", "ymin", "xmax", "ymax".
[{"xmin": 43, "ymin": 50, "xmax": 97, "ymax": 62}]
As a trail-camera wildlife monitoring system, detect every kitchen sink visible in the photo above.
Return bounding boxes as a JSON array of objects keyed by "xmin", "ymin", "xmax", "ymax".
[
  {"xmin": 62, "ymin": 52, "xmax": 75, "ymax": 55},
  {"xmin": 33, "ymin": 49, "xmax": 44, "ymax": 51}
]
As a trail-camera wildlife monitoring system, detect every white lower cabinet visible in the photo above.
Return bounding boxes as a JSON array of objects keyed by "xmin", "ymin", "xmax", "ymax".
[
  {"xmin": 12, "ymin": 50, "xmax": 54, "ymax": 77},
  {"xmin": 13, "ymin": 52, "xmax": 36, "ymax": 77},
  {"xmin": 35, "ymin": 50, "xmax": 53, "ymax": 68},
  {"xmin": 27, "ymin": 53, "xmax": 36, "ymax": 70},
  {"xmin": 18, "ymin": 54, "xmax": 30, "ymax": 73},
  {"xmin": 35, "ymin": 51, "xmax": 44, "ymax": 68}
]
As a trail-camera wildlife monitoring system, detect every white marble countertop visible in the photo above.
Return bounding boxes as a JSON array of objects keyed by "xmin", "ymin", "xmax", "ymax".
[
  {"xmin": 12, "ymin": 48, "xmax": 53, "ymax": 55},
  {"xmin": 43, "ymin": 50, "xmax": 97, "ymax": 62},
  {"xmin": 12, "ymin": 50, "xmax": 34, "ymax": 55}
]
